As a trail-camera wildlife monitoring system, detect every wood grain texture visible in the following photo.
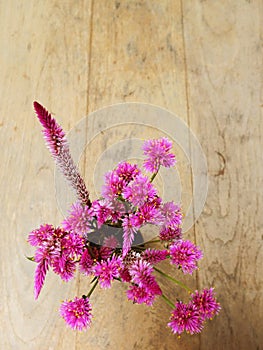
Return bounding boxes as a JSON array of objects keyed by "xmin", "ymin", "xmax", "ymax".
[
  {"xmin": 182, "ymin": 1, "xmax": 263, "ymax": 349},
  {"xmin": 0, "ymin": 0, "xmax": 262, "ymax": 349}
]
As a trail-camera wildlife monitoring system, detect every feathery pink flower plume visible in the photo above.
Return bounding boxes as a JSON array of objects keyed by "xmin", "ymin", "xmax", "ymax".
[
  {"xmin": 122, "ymin": 214, "xmax": 140, "ymax": 257},
  {"xmin": 34, "ymin": 259, "xmax": 49, "ymax": 299},
  {"xmin": 33, "ymin": 101, "xmax": 91, "ymax": 207}
]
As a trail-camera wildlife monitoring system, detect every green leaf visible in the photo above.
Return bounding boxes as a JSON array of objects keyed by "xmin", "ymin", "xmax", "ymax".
[{"xmin": 26, "ymin": 255, "xmax": 35, "ymax": 262}]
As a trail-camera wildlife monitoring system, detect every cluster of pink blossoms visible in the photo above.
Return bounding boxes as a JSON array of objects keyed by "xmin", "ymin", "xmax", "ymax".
[{"xmin": 27, "ymin": 102, "xmax": 220, "ymax": 336}]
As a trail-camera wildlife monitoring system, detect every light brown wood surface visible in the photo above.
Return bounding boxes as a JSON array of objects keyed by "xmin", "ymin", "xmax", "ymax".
[{"xmin": 0, "ymin": 1, "xmax": 262, "ymax": 349}]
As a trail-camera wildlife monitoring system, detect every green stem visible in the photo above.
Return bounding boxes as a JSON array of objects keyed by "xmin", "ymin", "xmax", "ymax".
[
  {"xmin": 133, "ymin": 245, "xmax": 145, "ymax": 251},
  {"xmin": 86, "ymin": 278, "xmax": 99, "ymax": 298},
  {"xmin": 150, "ymin": 164, "xmax": 161, "ymax": 182},
  {"xmin": 153, "ymin": 266, "xmax": 192, "ymax": 292},
  {"xmin": 150, "ymin": 171, "xmax": 158, "ymax": 182},
  {"xmin": 146, "ymin": 239, "xmax": 161, "ymax": 244},
  {"xmin": 162, "ymin": 294, "xmax": 175, "ymax": 308},
  {"xmin": 135, "ymin": 239, "xmax": 160, "ymax": 248}
]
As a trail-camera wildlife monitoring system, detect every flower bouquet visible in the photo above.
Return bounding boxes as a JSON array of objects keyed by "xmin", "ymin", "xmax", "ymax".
[{"xmin": 27, "ymin": 102, "xmax": 220, "ymax": 335}]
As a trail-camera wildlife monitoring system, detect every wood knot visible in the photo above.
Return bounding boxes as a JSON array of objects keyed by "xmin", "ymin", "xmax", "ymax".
[{"xmin": 214, "ymin": 151, "xmax": 226, "ymax": 177}]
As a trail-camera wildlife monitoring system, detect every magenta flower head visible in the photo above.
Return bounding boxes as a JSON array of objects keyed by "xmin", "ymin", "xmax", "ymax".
[
  {"xmin": 122, "ymin": 173, "xmax": 157, "ymax": 207},
  {"xmin": 60, "ymin": 296, "xmax": 92, "ymax": 331},
  {"xmin": 161, "ymin": 201, "xmax": 182, "ymax": 227},
  {"xmin": 92, "ymin": 199, "xmax": 113, "ymax": 228},
  {"xmin": 168, "ymin": 301, "xmax": 203, "ymax": 335},
  {"xmin": 128, "ymin": 258, "xmax": 162, "ymax": 305},
  {"xmin": 142, "ymin": 248, "xmax": 168, "ymax": 264},
  {"xmin": 62, "ymin": 202, "xmax": 93, "ymax": 236},
  {"xmin": 129, "ymin": 259, "xmax": 154, "ymax": 287},
  {"xmin": 191, "ymin": 288, "xmax": 221, "ymax": 320},
  {"xmin": 126, "ymin": 285, "xmax": 156, "ymax": 306},
  {"xmin": 28, "ymin": 224, "xmax": 54, "ymax": 247},
  {"xmin": 79, "ymin": 249, "xmax": 95, "ymax": 275},
  {"xmin": 52, "ymin": 255, "xmax": 76, "ymax": 282},
  {"xmin": 159, "ymin": 225, "xmax": 182, "ymax": 242},
  {"xmin": 169, "ymin": 240, "xmax": 203, "ymax": 274},
  {"xmin": 115, "ymin": 161, "xmax": 140, "ymax": 184},
  {"xmin": 102, "ymin": 161, "xmax": 140, "ymax": 200},
  {"xmin": 102, "ymin": 170, "xmax": 123, "ymax": 199},
  {"xmin": 135, "ymin": 202, "xmax": 164, "ymax": 226},
  {"xmin": 142, "ymin": 137, "xmax": 176, "ymax": 173},
  {"xmin": 94, "ymin": 255, "xmax": 123, "ymax": 288}
]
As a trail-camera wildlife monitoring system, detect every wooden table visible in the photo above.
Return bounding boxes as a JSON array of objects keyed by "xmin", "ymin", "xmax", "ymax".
[{"xmin": 0, "ymin": 1, "xmax": 262, "ymax": 349}]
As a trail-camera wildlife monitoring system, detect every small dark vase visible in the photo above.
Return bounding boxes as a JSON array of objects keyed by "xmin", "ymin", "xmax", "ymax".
[{"xmin": 86, "ymin": 221, "xmax": 144, "ymax": 250}]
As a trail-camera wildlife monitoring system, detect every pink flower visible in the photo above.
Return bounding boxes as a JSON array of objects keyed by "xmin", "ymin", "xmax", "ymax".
[
  {"xmin": 142, "ymin": 248, "xmax": 168, "ymax": 264},
  {"xmin": 28, "ymin": 224, "xmax": 54, "ymax": 246},
  {"xmin": 94, "ymin": 256, "xmax": 123, "ymax": 288},
  {"xmin": 62, "ymin": 202, "xmax": 94, "ymax": 236},
  {"xmin": 60, "ymin": 296, "xmax": 92, "ymax": 331},
  {"xmin": 52, "ymin": 255, "xmax": 76, "ymax": 281},
  {"xmin": 122, "ymin": 215, "xmax": 140, "ymax": 257},
  {"xmin": 34, "ymin": 245, "xmax": 53, "ymax": 264},
  {"xmin": 34, "ymin": 259, "xmax": 49, "ymax": 299},
  {"xmin": 143, "ymin": 275, "xmax": 162, "ymax": 299},
  {"xmin": 128, "ymin": 259, "xmax": 162, "ymax": 303},
  {"xmin": 159, "ymin": 225, "xmax": 182, "ymax": 241},
  {"xmin": 122, "ymin": 174, "xmax": 157, "ymax": 207},
  {"xmin": 191, "ymin": 288, "xmax": 221, "ymax": 320},
  {"xmin": 102, "ymin": 171, "xmax": 124, "ymax": 199},
  {"xmin": 79, "ymin": 249, "xmax": 96, "ymax": 275},
  {"xmin": 168, "ymin": 301, "xmax": 203, "ymax": 335},
  {"xmin": 161, "ymin": 201, "xmax": 182, "ymax": 227},
  {"xmin": 159, "ymin": 202, "xmax": 182, "ymax": 241},
  {"xmin": 62, "ymin": 232, "xmax": 84, "ymax": 257},
  {"xmin": 142, "ymin": 137, "xmax": 176, "ymax": 173},
  {"xmin": 92, "ymin": 200, "xmax": 113, "ymax": 228},
  {"xmin": 99, "ymin": 246, "xmax": 113, "ymax": 260},
  {"xmin": 33, "ymin": 101, "xmax": 67, "ymax": 157},
  {"xmin": 102, "ymin": 162, "xmax": 140, "ymax": 200},
  {"xmin": 129, "ymin": 259, "xmax": 153, "ymax": 287},
  {"xmin": 135, "ymin": 202, "xmax": 164, "ymax": 226},
  {"xmin": 31, "ymin": 225, "xmax": 81, "ymax": 292},
  {"xmin": 119, "ymin": 266, "xmax": 132, "ymax": 282},
  {"xmin": 115, "ymin": 162, "xmax": 140, "ymax": 184},
  {"xmin": 169, "ymin": 240, "xmax": 203, "ymax": 274},
  {"xmin": 27, "ymin": 120, "xmax": 221, "ymax": 336},
  {"xmin": 33, "ymin": 102, "xmax": 91, "ymax": 206},
  {"xmin": 31, "ymin": 230, "xmax": 60, "ymax": 301},
  {"xmin": 108, "ymin": 199, "xmax": 126, "ymax": 223},
  {"xmin": 126, "ymin": 285, "xmax": 156, "ymax": 306}
]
